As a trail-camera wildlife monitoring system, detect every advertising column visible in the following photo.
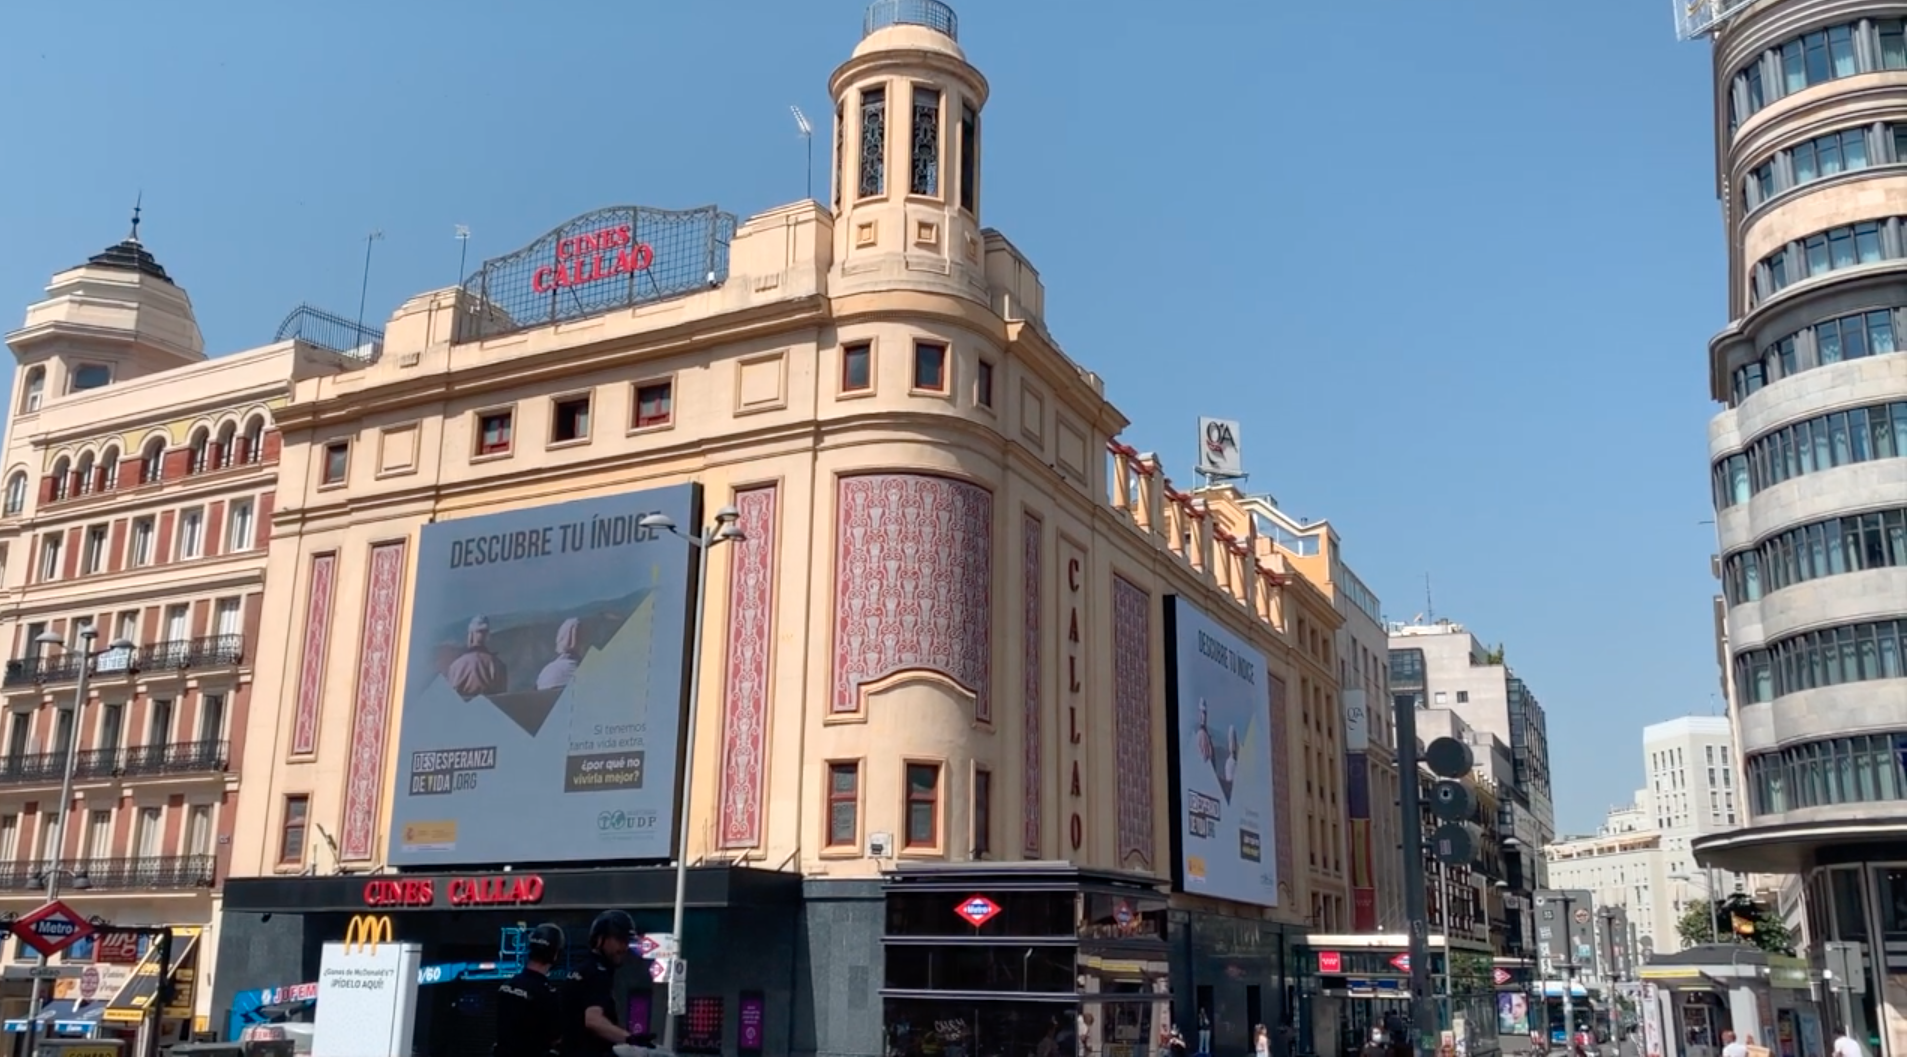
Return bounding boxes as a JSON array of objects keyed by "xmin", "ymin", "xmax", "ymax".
[{"xmin": 385, "ymin": 484, "xmax": 699, "ymax": 866}]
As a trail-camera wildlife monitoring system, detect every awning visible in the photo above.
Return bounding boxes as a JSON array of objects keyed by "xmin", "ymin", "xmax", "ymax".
[
  {"xmin": 4, "ymin": 998, "xmax": 107, "ymax": 1035},
  {"xmin": 102, "ymin": 927, "xmax": 201, "ymax": 1025}
]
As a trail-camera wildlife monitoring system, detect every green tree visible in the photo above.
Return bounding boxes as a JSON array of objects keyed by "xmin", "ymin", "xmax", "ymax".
[{"xmin": 1676, "ymin": 894, "xmax": 1795, "ymax": 955}]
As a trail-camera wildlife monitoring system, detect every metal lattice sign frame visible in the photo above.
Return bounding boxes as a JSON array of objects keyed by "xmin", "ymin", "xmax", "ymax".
[{"xmin": 460, "ymin": 204, "xmax": 737, "ymax": 341}]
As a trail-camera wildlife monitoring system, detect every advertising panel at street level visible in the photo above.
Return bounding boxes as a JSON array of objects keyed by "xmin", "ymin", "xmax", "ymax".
[
  {"xmin": 1165, "ymin": 596, "xmax": 1279, "ymax": 908},
  {"xmin": 386, "ymin": 483, "xmax": 699, "ymax": 866}
]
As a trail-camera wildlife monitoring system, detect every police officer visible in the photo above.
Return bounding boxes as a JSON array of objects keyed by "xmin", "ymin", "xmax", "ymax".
[
  {"xmin": 562, "ymin": 910, "xmax": 663, "ymax": 1057},
  {"xmin": 497, "ymin": 923, "xmax": 566, "ymax": 1057}
]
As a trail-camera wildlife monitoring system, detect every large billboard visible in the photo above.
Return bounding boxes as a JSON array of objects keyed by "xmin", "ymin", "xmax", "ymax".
[
  {"xmin": 386, "ymin": 483, "xmax": 699, "ymax": 866},
  {"xmin": 1165, "ymin": 596, "xmax": 1279, "ymax": 908}
]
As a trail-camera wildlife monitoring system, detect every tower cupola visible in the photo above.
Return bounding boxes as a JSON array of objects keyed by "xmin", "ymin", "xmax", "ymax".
[{"xmin": 827, "ymin": 0, "xmax": 989, "ymax": 295}]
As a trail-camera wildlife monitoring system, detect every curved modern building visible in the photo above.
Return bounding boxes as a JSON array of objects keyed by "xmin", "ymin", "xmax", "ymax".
[{"xmin": 1692, "ymin": 2, "xmax": 1907, "ymax": 1050}]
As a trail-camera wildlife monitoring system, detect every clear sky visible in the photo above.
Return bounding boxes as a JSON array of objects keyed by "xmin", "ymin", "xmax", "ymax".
[{"xmin": 0, "ymin": 0, "xmax": 1726, "ymax": 833}]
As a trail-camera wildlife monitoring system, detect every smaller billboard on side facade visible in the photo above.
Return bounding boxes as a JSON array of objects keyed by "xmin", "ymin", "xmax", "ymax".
[{"xmin": 1165, "ymin": 596, "xmax": 1279, "ymax": 908}]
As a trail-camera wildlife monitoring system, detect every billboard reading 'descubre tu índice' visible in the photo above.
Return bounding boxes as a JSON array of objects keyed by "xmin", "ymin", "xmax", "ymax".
[
  {"xmin": 386, "ymin": 484, "xmax": 699, "ymax": 866},
  {"xmin": 1166, "ymin": 596, "xmax": 1279, "ymax": 908}
]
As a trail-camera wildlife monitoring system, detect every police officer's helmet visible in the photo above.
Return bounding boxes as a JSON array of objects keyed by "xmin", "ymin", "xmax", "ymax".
[
  {"xmin": 588, "ymin": 909, "xmax": 637, "ymax": 947},
  {"xmin": 526, "ymin": 923, "xmax": 565, "ymax": 961}
]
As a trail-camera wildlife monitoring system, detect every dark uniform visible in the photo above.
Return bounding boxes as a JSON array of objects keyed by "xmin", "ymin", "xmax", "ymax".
[
  {"xmin": 559, "ymin": 951, "xmax": 620, "ymax": 1057},
  {"xmin": 495, "ymin": 966, "xmax": 563, "ymax": 1057}
]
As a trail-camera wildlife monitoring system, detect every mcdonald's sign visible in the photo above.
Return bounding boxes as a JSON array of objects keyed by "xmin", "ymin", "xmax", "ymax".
[{"xmin": 343, "ymin": 915, "xmax": 394, "ymax": 955}]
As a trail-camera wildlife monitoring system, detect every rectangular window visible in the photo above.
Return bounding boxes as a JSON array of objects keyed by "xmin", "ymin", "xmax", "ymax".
[
  {"xmin": 6, "ymin": 714, "xmax": 29, "ymax": 761},
  {"xmin": 1885, "ymin": 20, "xmax": 1907, "ymax": 70},
  {"xmin": 99, "ymin": 702, "xmax": 124, "ymax": 753},
  {"xmin": 199, "ymin": 691, "xmax": 227, "ymax": 743},
  {"xmin": 214, "ymin": 596, "xmax": 242, "ymax": 639},
  {"xmin": 910, "ymin": 86, "xmax": 941, "ymax": 196},
  {"xmin": 38, "ymin": 813, "xmax": 59, "ymax": 862},
  {"xmin": 0, "ymin": 815, "xmax": 15, "ymax": 863},
  {"xmin": 634, "ymin": 382, "xmax": 674, "ymax": 428},
  {"xmin": 226, "ymin": 499, "xmax": 254, "ymax": 553},
  {"xmin": 904, "ymin": 762, "xmax": 940, "ymax": 848},
  {"xmin": 552, "ymin": 395, "xmax": 592, "ymax": 443},
  {"xmin": 912, "ymin": 342, "xmax": 947, "ymax": 391},
  {"xmin": 86, "ymin": 810, "xmax": 112, "ymax": 862},
  {"xmin": 475, "ymin": 410, "xmax": 514, "ymax": 456},
  {"xmin": 958, "ymin": 102, "xmax": 977, "ymax": 212},
  {"xmin": 38, "ymin": 536, "xmax": 61, "ymax": 582},
  {"xmin": 859, "ymin": 86, "xmax": 887, "ymax": 198},
  {"xmin": 321, "ymin": 441, "xmax": 350, "ymax": 485},
  {"xmin": 826, "ymin": 762, "xmax": 859, "ymax": 847},
  {"xmin": 81, "ymin": 524, "xmax": 108, "ymax": 575},
  {"xmin": 975, "ymin": 359, "xmax": 994, "ymax": 408},
  {"xmin": 149, "ymin": 694, "xmax": 175, "ymax": 744},
  {"xmin": 186, "ymin": 804, "xmax": 212, "ymax": 856},
  {"xmin": 70, "ymin": 365, "xmax": 112, "ymax": 392},
  {"xmin": 842, "ymin": 343, "xmax": 873, "ymax": 392},
  {"xmin": 279, "ymin": 795, "xmax": 309, "ymax": 865},
  {"xmin": 129, "ymin": 517, "xmax": 154, "ymax": 567},
  {"xmin": 972, "ymin": 766, "xmax": 992, "ymax": 858},
  {"xmin": 177, "ymin": 507, "xmax": 204, "ymax": 559}
]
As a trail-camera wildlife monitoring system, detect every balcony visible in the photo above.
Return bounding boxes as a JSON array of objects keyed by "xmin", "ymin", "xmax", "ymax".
[
  {"xmin": 0, "ymin": 855, "xmax": 216, "ymax": 893},
  {"xmin": 0, "ymin": 741, "xmax": 229, "ymax": 786},
  {"xmin": 2, "ymin": 635, "xmax": 244, "ymax": 689}
]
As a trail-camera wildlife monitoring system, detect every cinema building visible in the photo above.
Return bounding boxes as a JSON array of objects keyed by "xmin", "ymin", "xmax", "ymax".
[
  {"xmin": 0, "ymin": 222, "xmax": 382, "ymax": 1050},
  {"xmin": 160, "ymin": 4, "xmax": 1354, "ymax": 1054}
]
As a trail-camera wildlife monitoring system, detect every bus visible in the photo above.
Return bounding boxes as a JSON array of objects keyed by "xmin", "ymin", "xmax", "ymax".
[{"xmin": 1530, "ymin": 982, "xmax": 1604, "ymax": 1046}]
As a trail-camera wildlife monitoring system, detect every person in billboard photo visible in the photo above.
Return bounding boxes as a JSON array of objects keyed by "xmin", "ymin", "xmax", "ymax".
[
  {"xmin": 536, "ymin": 618, "xmax": 585, "ymax": 691},
  {"xmin": 1223, "ymin": 725, "xmax": 1240, "ymax": 799},
  {"xmin": 449, "ymin": 614, "xmax": 511, "ymax": 699},
  {"xmin": 1196, "ymin": 702, "xmax": 1214, "ymax": 763}
]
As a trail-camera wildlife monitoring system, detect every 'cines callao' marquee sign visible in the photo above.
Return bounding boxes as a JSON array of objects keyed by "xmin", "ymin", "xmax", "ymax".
[{"xmin": 362, "ymin": 874, "xmax": 545, "ymax": 909}]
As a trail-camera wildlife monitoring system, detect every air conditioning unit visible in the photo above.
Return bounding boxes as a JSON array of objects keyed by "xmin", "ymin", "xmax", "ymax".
[{"xmin": 868, "ymin": 832, "xmax": 893, "ymax": 859}]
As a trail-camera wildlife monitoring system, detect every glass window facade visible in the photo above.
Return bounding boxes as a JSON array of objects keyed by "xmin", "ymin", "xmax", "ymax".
[
  {"xmin": 1732, "ymin": 619, "xmax": 1907, "ymax": 704},
  {"xmin": 1747, "ymin": 732, "xmax": 1907, "ymax": 814},
  {"xmin": 1730, "ymin": 306, "xmax": 1903, "ymax": 406},
  {"xmin": 1722, "ymin": 506, "xmax": 1907, "ymax": 604},
  {"xmin": 1751, "ymin": 218, "xmax": 1895, "ymax": 306},
  {"xmin": 1743, "ymin": 126, "xmax": 1880, "ymax": 213},
  {"xmin": 1730, "ymin": 21, "xmax": 1903, "ymax": 131},
  {"xmin": 1710, "ymin": 399, "xmax": 1907, "ymax": 509}
]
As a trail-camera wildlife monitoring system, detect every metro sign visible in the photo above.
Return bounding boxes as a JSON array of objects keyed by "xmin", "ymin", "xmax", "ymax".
[
  {"xmin": 955, "ymin": 895, "xmax": 1002, "ymax": 928},
  {"xmin": 1389, "ymin": 953, "xmax": 1410, "ymax": 972},
  {"xmin": 1492, "ymin": 968, "xmax": 1513, "ymax": 985},
  {"xmin": 11, "ymin": 899, "xmax": 95, "ymax": 957},
  {"xmin": 1317, "ymin": 951, "xmax": 1343, "ymax": 973}
]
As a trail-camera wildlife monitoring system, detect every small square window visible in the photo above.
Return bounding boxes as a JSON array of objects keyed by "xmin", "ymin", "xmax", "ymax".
[
  {"xmin": 475, "ymin": 409, "xmax": 515, "ymax": 456},
  {"xmin": 321, "ymin": 442, "xmax": 350, "ymax": 486},
  {"xmin": 975, "ymin": 359, "xmax": 994, "ymax": 409},
  {"xmin": 1456, "ymin": 690, "xmax": 1469, "ymax": 704},
  {"xmin": 70, "ymin": 364, "xmax": 112, "ymax": 392},
  {"xmin": 912, "ymin": 342, "xmax": 947, "ymax": 392},
  {"xmin": 634, "ymin": 382, "xmax": 673, "ymax": 429},
  {"xmin": 552, "ymin": 395, "xmax": 592, "ymax": 443},
  {"xmin": 842, "ymin": 343, "xmax": 873, "ymax": 392},
  {"xmin": 279, "ymin": 794, "xmax": 309, "ymax": 865}
]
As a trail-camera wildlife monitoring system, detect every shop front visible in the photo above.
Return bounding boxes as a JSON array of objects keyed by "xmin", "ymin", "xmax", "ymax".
[
  {"xmin": 3, "ymin": 924, "xmax": 201, "ymax": 1057},
  {"xmin": 1300, "ymin": 935, "xmax": 1500, "ymax": 1057},
  {"xmin": 215, "ymin": 864, "xmax": 802, "ymax": 1056},
  {"xmin": 880, "ymin": 864, "xmax": 1171, "ymax": 1057}
]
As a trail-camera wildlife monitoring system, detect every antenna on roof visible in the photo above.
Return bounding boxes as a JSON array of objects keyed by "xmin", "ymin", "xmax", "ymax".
[
  {"xmin": 790, "ymin": 105, "xmax": 815, "ymax": 202},
  {"xmin": 455, "ymin": 225, "xmax": 472, "ymax": 285},
  {"xmin": 355, "ymin": 229, "xmax": 385, "ymax": 345},
  {"xmin": 128, "ymin": 191, "xmax": 144, "ymax": 243},
  {"xmin": 1424, "ymin": 574, "xmax": 1435, "ymax": 624}
]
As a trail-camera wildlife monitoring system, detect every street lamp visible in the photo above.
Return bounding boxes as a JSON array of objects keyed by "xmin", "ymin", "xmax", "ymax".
[
  {"xmin": 638, "ymin": 504, "xmax": 745, "ymax": 1053},
  {"xmin": 21, "ymin": 627, "xmax": 135, "ymax": 1057},
  {"xmin": 1669, "ymin": 871, "xmax": 1724, "ymax": 945}
]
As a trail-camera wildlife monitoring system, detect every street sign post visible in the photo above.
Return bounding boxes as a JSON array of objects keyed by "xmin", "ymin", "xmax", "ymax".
[{"xmin": 667, "ymin": 959, "xmax": 688, "ymax": 1016}]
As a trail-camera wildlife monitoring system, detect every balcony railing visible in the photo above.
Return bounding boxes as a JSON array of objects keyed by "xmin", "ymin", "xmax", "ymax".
[
  {"xmin": 3, "ymin": 634, "xmax": 244, "ymax": 688},
  {"xmin": 0, "ymin": 741, "xmax": 229, "ymax": 785},
  {"xmin": 0, "ymin": 855, "xmax": 216, "ymax": 893}
]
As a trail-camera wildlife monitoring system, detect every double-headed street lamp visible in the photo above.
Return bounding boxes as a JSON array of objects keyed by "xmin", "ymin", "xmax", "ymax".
[
  {"xmin": 1670, "ymin": 869, "xmax": 1723, "ymax": 944},
  {"xmin": 21, "ymin": 626, "xmax": 134, "ymax": 1055},
  {"xmin": 637, "ymin": 504, "xmax": 745, "ymax": 1053}
]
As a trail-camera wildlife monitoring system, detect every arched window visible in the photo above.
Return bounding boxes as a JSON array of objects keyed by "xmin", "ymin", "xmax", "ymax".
[
  {"xmin": 215, "ymin": 422, "xmax": 238, "ymax": 470},
  {"xmin": 50, "ymin": 457, "xmax": 70, "ymax": 501},
  {"xmin": 141, "ymin": 437, "xmax": 167, "ymax": 485},
  {"xmin": 242, "ymin": 416, "xmax": 267, "ymax": 464},
  {"xmin": 4, "ymin": 473, "xmax": 25, "ymax": 516},
  {"xmin": 74, "ymin": 453, "xmax": 95, "ymax": 496},
  {"xmin": 99, "ymin": 447, "xmax": 119, "ymax": 492},
  {"xmin": 188, "ymin": 428, "xmax": 210, "ymax": 475},
  {"xmin": 21, "ymin": 368, "xmax": 44, "ymax": 413}
]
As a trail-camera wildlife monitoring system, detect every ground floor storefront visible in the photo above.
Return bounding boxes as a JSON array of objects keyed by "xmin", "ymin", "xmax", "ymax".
[{"xmin": 1297, "ymin": 934, "xmax": 1503, "ymax": 1057}]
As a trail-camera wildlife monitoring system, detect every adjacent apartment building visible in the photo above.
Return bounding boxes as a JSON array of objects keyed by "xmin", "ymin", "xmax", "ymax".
[{"xmin": 0, "ymin": 225, "xmax": 372, "ymax": 1050}]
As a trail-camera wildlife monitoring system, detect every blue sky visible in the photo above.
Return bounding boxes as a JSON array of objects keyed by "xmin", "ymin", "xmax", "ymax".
[{"xmin": 0, "ymin": 0, "xmax": 1723, "ymax": 832}]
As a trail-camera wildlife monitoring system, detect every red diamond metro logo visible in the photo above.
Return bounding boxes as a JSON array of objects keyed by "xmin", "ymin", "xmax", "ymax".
[
  {"xmin": 11, "ymin": 899, "xmax": 95, "ymax": 958},
  {"xmin": 955, "ymin": 895, "xmax": 1001, "ymax": 928}
]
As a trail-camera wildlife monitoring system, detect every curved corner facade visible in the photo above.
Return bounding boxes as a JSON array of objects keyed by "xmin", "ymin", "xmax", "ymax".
[{"xmin": 1699, "ymin": 2, "xmax": 1907, "ymax": 1049}]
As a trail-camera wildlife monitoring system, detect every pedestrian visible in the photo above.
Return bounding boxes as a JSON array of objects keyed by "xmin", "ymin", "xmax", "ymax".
[
  {"xmin": 1255, "ymin": 1023, "xmax": 1271, "ymax": 1057},
  {"xmin": 560, "ymin": 910, "xmax": 661, "ymax": 1057},
  {"xmin": 1720, "ymin": 1030, "xmax": 1748, "ymax": 1057},
  {"xmin": 1362, "ymin": 1028, "xmax": 1392, "ymax": 1057},
  {"xmin": 1833, "ymin": 1027, "xmax": 1864, "ymax": 1057},
  {"xmin": 496, "ymin": 924, "xmax": 566, "ymax": 1057}
]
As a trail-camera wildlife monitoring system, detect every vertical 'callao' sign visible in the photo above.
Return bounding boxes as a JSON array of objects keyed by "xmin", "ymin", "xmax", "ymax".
[{"xmin": 531, "ymin": 224, "xmax": 655, "ymax": 294}]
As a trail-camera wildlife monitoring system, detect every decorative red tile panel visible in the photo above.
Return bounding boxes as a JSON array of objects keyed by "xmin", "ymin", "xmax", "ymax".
[
  {"xmin": 290, "ymin": 552, "xmax": 336, "ymax": 756},
  {"xmin": 1111, "ymin": 575, "xmax": 1155, "ymax": 870},
  {"xmin": 718, "ymin": 484, "xmax": 780, "ymax": 849},
  {"xmin": 832, "ymin": 474, "xmax": 992, "ymax": 718},
  {"xmin": 339, "ymin": 541, "xmax": 407, "ymax": 861}
]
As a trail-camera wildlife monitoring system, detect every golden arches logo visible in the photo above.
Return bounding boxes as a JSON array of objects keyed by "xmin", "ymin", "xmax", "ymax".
[{"xmin": 342, "ymin": 915, "xmax": 393, "ymax": 955}]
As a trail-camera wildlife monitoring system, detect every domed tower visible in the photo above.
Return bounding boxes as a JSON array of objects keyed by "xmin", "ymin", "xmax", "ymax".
[{"xmin": 827, "ymin": 0, "xmax": 988, "ymax": 296}]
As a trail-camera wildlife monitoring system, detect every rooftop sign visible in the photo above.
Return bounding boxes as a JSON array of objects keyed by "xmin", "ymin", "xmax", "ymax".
[{"xmin": 460, "ymin": 204, "xmax": 737, "ymax": 342}]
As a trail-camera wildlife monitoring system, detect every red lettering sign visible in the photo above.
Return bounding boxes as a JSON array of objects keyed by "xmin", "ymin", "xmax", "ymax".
[
  {"xmin": 531, "ymin": 224, "xmax": 655, "ymax": 294},
  {"xmin": 448, "ymin": 875, "xmax": 546, "ymax": 907},
  {"xmin": 362, "ymin": 875, "xmax": 546, "ymax": 908}
]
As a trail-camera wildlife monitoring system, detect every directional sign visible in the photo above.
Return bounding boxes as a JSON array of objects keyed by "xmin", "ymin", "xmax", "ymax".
[
  {"xmin": 649, "ymin": 957, "xmax": 670, "ymax": 983},
  {"xmin": 955, "ymin": 895, "xmax": 1002, "ymax": 928},
  {"xmin": 1573, "ymin": 908, "xmax": 1591, "ymax": 926},
  {"xmin": 637, "ymin": 932, "xmax": 676, "ymax": 959},
  {"xmin": 1318, "ymin": 951, "xmax": 1343, "ymax": 973},
  {"xmin": 1389, "ymin": 953, "xmax": 1410, "ymax": 972},
  {"xmin": 11, "ymin": 900, "xmax": 95, "ymax": 957},
  {"xmin": 1492, "ymin": 968, "xmax": 1512, "ymax": 986},
  {"xmin": 667, "ymin": 959, "xmax": 687, "ymax": 1016}
]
